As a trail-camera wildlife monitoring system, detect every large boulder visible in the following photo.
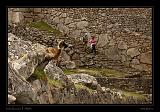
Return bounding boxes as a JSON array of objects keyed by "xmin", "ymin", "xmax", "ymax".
[
  {"xmin": 67, "ymin": 73, "xmax": 98, "ymax": 89},
  {"xmin": 8, "ymin": 31, "xmax": 53, "ymax": 79},
  {"xmin": 44, "ymin": 60, "xmax": 73, "ymax": 87},
  {"xmin": 32, "ymin": 80, "xmax": 54, "ymax": 104},
  {"xmin": 8, "ymin": 33, "xmax": 61, "ymax": 104},
  {"xmin": 44, "ymin": 61, "xmax": 64, "ymax": 80},
  {"xmin": 8, "ymin": 62, "xmax": 34, "ymax": 94},
  {"xmin": 8, "ymin": 62, "xmax": 39, "ymax": 104}
]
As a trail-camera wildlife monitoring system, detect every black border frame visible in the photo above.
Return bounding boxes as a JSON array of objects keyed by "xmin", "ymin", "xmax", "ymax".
[{"xmin": 1, "ymin": 0, "xmax": 160, "ymax": 112}]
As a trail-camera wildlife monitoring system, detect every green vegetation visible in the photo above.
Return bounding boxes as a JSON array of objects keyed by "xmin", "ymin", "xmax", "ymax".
[
  {"xmin": 74, "ymin": 83, "xmax": 84, "ymax": 90},
  {"xmin": 32, "ymin": 66, "xmax": 63, "ymax": 88},
  {"xmin": 32, "ymin": 67, "xmax": 46, "ymax": 80},
  {"xmin": 110, "ymin": 88, "xmax": 146, "ymax": 99},
  {"xmin": 28, "ymin": 21, "xmax": 62, "ymax": 35},
  {"xmin": 63, "ymin": 69, "xmax": 80, "ymax": 75},
  {"xmin": 75, "ymin": 83, "xmax": 94, "ymax": 94},
  {"xmin": 122, "ymin": 90, "xmax": 146, "ymax": 99},
  {"xmin": 98, "ymin": 68, "xmax": 125, "ymax": 77},
  {"xmin": 48, "ymin": 79, "xmax": 63, "ymax": 88},
  {"xmin": 63, "ymin": 68, "xmax": 125, "ymax": 78}
]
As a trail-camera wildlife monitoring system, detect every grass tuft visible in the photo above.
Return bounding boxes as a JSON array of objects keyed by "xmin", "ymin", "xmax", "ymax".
[
  {"xmin": 32, "ymin": 67, "xmax": 46, "ymax": 80},
  {"xmin": 75, "ymin": 83, "xmax": 94, "ymax": 94},
  {"xmin": 48, "ymin": 79, "xmax": 63, "ymax": 88},
  {"xmin": 63, "ymin": 69, "xmax": 80, "ymax": 75},
  {"xmin": 63, "ymin": 68, "xmax": 125, "ymax": 78},
  {"xmin": 110, "ymin": 88, "xmax": 146, "ymax": 100},
  {"xmin": 122, "ymin": 90, "xmax": 146, "ymax": 99}
]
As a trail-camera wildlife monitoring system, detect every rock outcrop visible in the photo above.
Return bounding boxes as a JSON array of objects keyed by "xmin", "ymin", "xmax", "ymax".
[
  {"xmin": 8, "ymin": 33, "xmax": 54, "ymax": 104},
  {"xmin": 8, "ymin": 33, "xmax": 150, "ymax": 104}
]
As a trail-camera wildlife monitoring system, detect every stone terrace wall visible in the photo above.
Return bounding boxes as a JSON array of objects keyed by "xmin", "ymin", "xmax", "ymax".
[
  {"xmin": 8, "ymin": 8, "xmax": 152, "ymax": 74},
  {"xmin": 8, "ymin": 8, "xmax": 152, "ymax": 37},
  {"xmin": 96, "ymin": 77, "xmax": 152, "ymax": 94}
]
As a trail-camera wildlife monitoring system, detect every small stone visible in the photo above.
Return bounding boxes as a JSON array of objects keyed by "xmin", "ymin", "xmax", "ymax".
[
  {"xmin": 34, "ymin": 8, "xmax": 42, "ymax": 13},
  {"xmin": 121, "ymin": 55, "xmax": 126, "ymax": 62},
  {"xmin": 66, "ymin": 61, "xmax": 76, "ymax": 69},
  {"xmin": 101, "ymin": 87, "xmax": 106, "ymax": 91},
  {"xmin": 118, "ymin": 41, "xmax": 127, "ymax": 50},
  {"xmin": 108, "ymin": 39, "xmax": 116, "ymax": 46},
  {"xmin": 131, "ymin": 64, "xmax": 143, "ymax": 71},
  {"xmin": 131, "ymin": 59, "xmax": 140, "ymax": 65},
  {"xmin": 60, "ymin": 13, "xmax": 67, "ymax": 18},
  {"xmin": 64, "ymin": 17, "xmax": 72, "ymax": 25},
  {"xmin": 53, "ymin": 17, "xmax": 60, "ymax": 24},
  {"xmin": 127, "ymin": 48, "xmax": 140, "ymax": 58},
  {"xmin": 81, "ymin": 17, "xmax": 87, "ymax": 21}
]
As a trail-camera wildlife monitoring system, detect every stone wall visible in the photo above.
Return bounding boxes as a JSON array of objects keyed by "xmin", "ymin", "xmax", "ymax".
[
  {"xmin": 96, "ymin": 77, "xmax": 152, "ymax": 94},
  {"xmin": 8, "ymin": 8, "xmax": 35, "ymax": 24},
  {"xmin": 8, "ymin": 8, "xmax": 152, "ymax": 36},
  {"xmin": 8, "ymin": 8, "xmax": 152, "ymax": 74}
]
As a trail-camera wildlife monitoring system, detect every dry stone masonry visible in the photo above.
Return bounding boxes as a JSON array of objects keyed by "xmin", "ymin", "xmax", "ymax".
[{"xmin": 8, "ymin": 8, "xmax": 152, "ymax": 76}]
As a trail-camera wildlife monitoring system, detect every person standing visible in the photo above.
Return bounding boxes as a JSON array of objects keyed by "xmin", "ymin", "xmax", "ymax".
[{"xmin": 89, "ymin": 36, "xmax": 97, "ymax": 54}]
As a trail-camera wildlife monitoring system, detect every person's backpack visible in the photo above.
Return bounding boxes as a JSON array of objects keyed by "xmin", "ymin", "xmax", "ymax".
[{"xmin": 83, "ymin": 34, "xmax": 88, "ymax": 42}]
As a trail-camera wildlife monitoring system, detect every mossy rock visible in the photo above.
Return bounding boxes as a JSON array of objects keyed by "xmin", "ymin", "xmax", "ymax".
[
  {"xmin": 32, "ymin": 68, "xmax": 63, "ymax": 88},
  {"xmin": 75, "ymin": 83, "xmax": 94, "ymax": 94}
]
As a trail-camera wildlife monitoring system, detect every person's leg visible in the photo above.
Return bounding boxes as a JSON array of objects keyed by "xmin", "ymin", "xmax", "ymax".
[
  {"xmin": 93, "ymin": 45, "xmax": 96, "ymax": 54},
  {"xmin": 91, "ymin": 45, "xmax": 93, "ymax": 53},
  {"xmin": 84, "ymin": 41, "xmax": 87, "ymax": 51}
]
